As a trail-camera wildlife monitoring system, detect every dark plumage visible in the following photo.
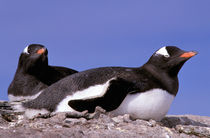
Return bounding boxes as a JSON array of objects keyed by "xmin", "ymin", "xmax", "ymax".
[{"xmin": 8, "ymin": 44, "xmax": 78, "ymax": 101}]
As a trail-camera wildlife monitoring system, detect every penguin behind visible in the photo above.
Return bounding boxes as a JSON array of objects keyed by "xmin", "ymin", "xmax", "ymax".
[
  {"xmin": 8, "ymin": 44, "xmax": 78, "ymax": 102},
  {"xmin": 17, "ymin": 46, "xmax": 197, "ymax": 121}
]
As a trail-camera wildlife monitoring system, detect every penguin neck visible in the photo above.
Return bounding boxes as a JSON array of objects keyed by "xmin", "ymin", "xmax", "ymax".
[
  {"xmin": 142, "ymin": 63, "xmax": 179, "ymax": 96},
  {"xmin": 18, "ymin": 59, "xmax": 49, "ymax": 77}
]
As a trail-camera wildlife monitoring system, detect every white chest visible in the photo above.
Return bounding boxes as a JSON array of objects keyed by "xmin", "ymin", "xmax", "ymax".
[{"xmin": 111, "ymin": 89, "xmax": 175, "ymax": 121}]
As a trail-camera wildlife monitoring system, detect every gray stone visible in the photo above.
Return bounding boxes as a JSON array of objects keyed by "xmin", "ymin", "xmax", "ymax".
[{"xmin": 0, "ymin": 101, "xmax": 209, "ymax": 138}]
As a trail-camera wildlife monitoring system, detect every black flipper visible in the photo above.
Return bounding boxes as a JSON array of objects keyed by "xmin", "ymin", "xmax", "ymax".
[{"xmin": 68, "ymin": 78, "xmax": 135, "ymax": 113}]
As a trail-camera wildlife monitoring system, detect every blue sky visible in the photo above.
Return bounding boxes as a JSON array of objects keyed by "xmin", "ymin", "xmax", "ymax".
[{"xmin": 0, "ymin": 1, "xmax": 209, "ymax": 116}]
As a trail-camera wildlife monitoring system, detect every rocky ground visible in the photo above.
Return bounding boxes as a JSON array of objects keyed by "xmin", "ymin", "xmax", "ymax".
[{"xmin": 0, "ymin": 101, "xmax": 210, "ymax": 138}]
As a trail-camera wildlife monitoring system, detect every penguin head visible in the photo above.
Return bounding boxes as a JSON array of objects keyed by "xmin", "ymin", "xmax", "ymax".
[
  {"xmin": 18, "ymin": 44, "xmax": 49, "ymax": 74},
  {"xmin": 23, "ymin": 44, "xmax": 48, "ymax": 56},
  {"xmin": 147, "ymin": 46, "xmax": 197, "ymax": 76}
]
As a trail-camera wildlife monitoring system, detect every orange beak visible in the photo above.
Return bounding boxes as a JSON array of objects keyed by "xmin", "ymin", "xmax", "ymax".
[
  {"xmin": 180, "ymin": 51, "xmax": 197, "ymax": 58},
  {"xmin": 37, "ymin": 48, "xmax": 45, "ymax": 54}
]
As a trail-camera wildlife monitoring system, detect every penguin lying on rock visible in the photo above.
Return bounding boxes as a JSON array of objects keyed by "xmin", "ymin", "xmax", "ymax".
[
  {"xmin": 16, "ymin": 46, "xmax": 197, "ymax": 121},
  {"xmin": 8, "ymin": 44, "xmax": 78, "ymax": 102}
]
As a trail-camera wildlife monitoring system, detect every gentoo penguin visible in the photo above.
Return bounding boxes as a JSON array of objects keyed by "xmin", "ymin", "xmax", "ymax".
[
  {"xmin": 8, "ymin": 44, "xmax": 78, "ymax": 102},
  {"xmin": 17, "ymin": 46, "xmax": 197, "ymax": 120}
]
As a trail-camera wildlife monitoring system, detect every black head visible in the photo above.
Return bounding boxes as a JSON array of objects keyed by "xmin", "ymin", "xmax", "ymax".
[
  {"xmin": 18, "ymin": 44, "xmax": 49, "ymax": 74},
  {"xmin": 146, "ymin": 46, "xmax": 197, "ymax": 77}
]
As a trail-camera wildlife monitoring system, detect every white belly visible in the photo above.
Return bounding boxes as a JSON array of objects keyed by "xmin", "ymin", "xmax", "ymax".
[
  {"xmin": 111, "ymin": 89, "xmax": 175, "ymax": 121},
  {"xmin": 8, "ymin": 90, "xmax": 43, "ymax": 102}
]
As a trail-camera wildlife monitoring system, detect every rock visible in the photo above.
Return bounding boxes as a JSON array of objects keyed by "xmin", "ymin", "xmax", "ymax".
[
  {"xmin": 0, "ymin": 101, "xmax": 209, "ymax": 138},
  {"xmin": 64, "ymin": 118, "xmax": 82, "ymax": 124},
  {"xmin": 112, "ymin": 114, "xmax": 132, "ymax": 123},
  {"xmin": 176, "ymin": 125, "xmax": 210, "ymax": 137},
  {"xmin": 147, "ymin": 119, "xmax": 157, "ymax": 127}
]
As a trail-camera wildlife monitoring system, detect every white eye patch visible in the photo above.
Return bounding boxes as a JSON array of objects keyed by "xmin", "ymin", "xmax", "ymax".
[
  {"xmin": 155, "ymin": 47, "xmax": 170, "ymax": 57},
  {"xmin": 23, "ymin": 46, "xmax": 29, "ymax": 54}
]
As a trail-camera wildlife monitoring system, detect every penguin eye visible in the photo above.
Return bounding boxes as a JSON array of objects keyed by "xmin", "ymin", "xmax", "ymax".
[{"xmin": 164, "ymin": 55, "xmax": 170, "ymax": 58}]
